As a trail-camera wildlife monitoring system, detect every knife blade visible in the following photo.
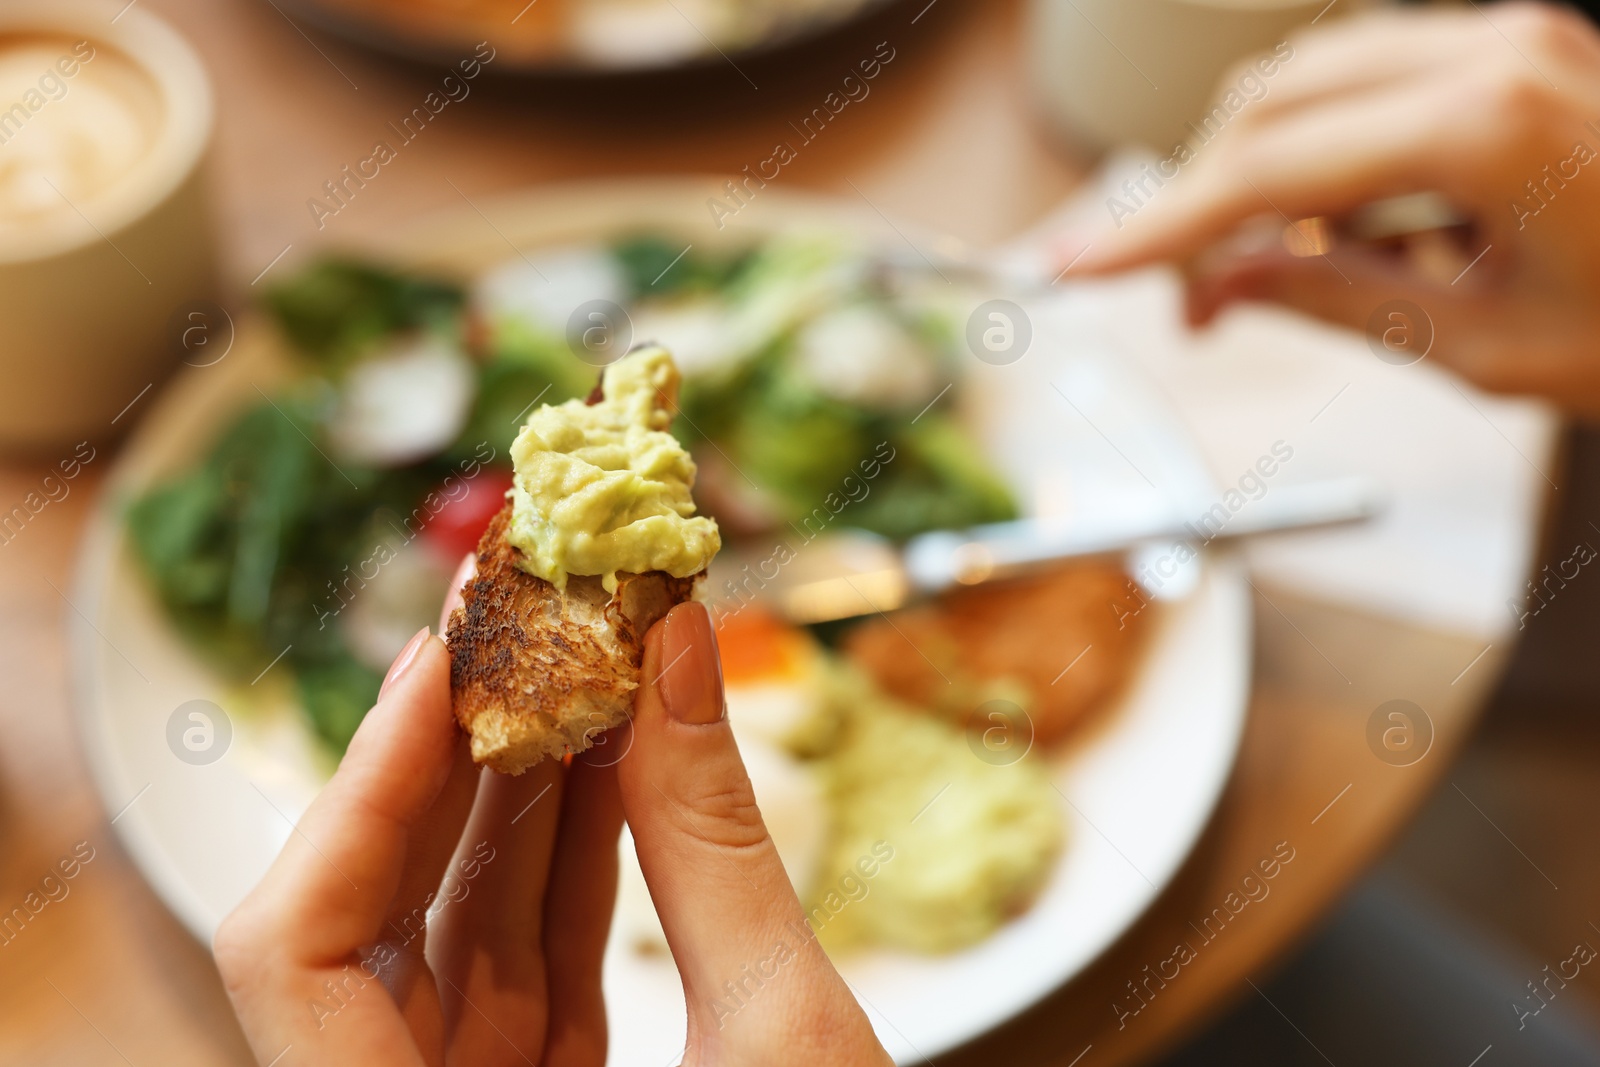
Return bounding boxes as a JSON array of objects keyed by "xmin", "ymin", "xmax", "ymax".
[{"xmin": 704, "ymin": 476, "xmax": 1384, "ymax": 626}]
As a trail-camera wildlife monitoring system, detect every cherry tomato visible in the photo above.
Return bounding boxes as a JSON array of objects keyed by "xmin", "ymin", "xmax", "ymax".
[{"xmin": 422, "ymin": 468, "xmax": 514, "ymax": 562}]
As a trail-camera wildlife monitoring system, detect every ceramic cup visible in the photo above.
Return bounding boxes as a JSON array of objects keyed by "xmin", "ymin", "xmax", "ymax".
[
  {"xmin": 0, "ymin": 0, "xmax": 216, "ymax": 452},
  {"xmin": 1026, "ymin": 0, "xmax": 1366, "ymax": 155}
]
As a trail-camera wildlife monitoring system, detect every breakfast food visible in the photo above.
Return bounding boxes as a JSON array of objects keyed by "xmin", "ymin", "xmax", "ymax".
[
  {"xmin": 729, "ymin": 608, "xmax": 1064, "ymax": 953},
  {"xmin": 844, "ymin": 560, "xmax": 1145, "ymax": 747},
  {"xmin": 132, "ymin": 240, "xmax": 1014, "ymax": 754},
  {"xmin": 127, "ymin": 239, "xmax": 1117, "ymax": 956},
  {"xmin": 446, "ymin": 345, "xmax": 720, "ymax": 773},
  {"xmin": 812, "ymin": 664, "xmax": 1064, "ymax": 953},
  {"xmin": 613, "ymin": 606, "xmax": 1065, "ymax": 956}
]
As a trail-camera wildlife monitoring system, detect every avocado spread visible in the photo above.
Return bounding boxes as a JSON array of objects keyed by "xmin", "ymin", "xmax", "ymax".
[
  {"xmin": 808, "ymin": 663, "xmax": 1064, "ymax": 952},
  {"xmin": 506, "ymin": 345, "xmax": 720, "ymax": 591}
]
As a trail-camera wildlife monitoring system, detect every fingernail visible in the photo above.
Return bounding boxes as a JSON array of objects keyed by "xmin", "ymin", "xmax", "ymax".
[
  {"xmin": 381, "ymin": 626, "xmax": 432, "ymax": 699},
  {"xmin": 657, "ymin": 602, "xmax": 724, "ymax": 725}
]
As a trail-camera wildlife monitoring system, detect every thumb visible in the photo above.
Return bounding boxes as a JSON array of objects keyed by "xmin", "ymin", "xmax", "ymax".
[{"xmin": 614, "ymin": 602, "xmax": 866, "ymax": 1053}]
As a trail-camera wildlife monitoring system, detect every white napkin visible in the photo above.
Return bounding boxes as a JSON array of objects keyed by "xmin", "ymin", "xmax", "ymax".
[{"xmin": 1004, "ymin": 157, "xmax": 1559, "ymax": 642}]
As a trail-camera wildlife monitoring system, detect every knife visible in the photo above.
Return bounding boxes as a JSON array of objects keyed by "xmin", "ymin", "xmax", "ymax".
[{"xmin": 705, "ymin": 476, "xmax": 1385, "ymax": 625}]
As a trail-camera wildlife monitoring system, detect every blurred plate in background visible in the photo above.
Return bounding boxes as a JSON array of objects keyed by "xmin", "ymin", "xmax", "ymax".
[{"xmin": 276, "ymin": 0, "xmax": 905, "ymax": 75}]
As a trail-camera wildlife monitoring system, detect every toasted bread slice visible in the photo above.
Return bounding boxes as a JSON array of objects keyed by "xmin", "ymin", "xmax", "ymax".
[{"xmin": 447, "ymin": 504, "xmax": 701, "ymax": 774}]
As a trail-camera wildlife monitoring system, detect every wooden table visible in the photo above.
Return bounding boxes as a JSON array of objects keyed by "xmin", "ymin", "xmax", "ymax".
[{"xmin": 0, "ymin": 0, "xmax": 1531, "ymax": 1063}]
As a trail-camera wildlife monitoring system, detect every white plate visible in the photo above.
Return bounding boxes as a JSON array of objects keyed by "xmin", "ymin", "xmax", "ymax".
[{"xmin": 71, "ymin": 180, "xmax": 1250, "ymax": 1065}]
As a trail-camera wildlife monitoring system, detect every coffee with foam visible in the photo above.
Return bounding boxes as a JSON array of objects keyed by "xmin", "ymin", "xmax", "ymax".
[{"xmin": 0, "ymin": 36, "xmax": 161, "ymax": 236}]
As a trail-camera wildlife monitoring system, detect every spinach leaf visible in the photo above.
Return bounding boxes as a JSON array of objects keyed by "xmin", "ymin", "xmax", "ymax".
[
  {"xmin": 612, "ymin": 235, "xmax": 752, "ymax": 300},
  {"xmin": 267, "ymin": 259, "xmax": 464, "ymax": 368}
]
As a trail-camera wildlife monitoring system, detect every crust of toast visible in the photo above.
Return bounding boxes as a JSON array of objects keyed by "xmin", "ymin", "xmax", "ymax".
[{"xmin": 446, "ymin": 504, "xmax": 700, "ymax": 774}]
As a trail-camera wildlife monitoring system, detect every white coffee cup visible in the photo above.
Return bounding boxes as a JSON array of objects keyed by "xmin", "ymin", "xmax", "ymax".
[
  {"xmin": 1026, "ymin": 0, "xmax": 1368, "ymax": 155},
  {"xmin": 0, "ymin": 0, "xmax": 216, "ymax": 452}
]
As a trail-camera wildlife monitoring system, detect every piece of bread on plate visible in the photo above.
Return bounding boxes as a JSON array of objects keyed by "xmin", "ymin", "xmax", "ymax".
[{"xmin": 446, "ymin": 345, "xmax": 720, "ymax": 774}]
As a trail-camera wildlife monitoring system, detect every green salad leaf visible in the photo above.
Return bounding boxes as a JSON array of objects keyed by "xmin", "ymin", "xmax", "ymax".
[
  {"xmin": 850, "ymin": 415, "xmax": 1019, "ymax": 539},
  {"xmin": 127, "ymin": 387, "xmax": 451, "ymax": 750},
  {"xmin": 449, "ymin": 318, "xmax": 592, "ymax": 463},
  {"xmin": 613, "ymin": 233, "xmax": 753, "ymax": 299},
  {"xmin": 267, "ymin": 259, "xmax": 465, "ymax": 369}
]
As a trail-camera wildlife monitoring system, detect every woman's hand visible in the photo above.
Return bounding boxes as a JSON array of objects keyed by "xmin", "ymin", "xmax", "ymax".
[
  {"xmin": 214, "ymin": 556, "xmax": 889, "ymax": 1066},
  {"xmin": 1070, "ymin": 3, "xmax": 1600, "ymax": 413}
]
